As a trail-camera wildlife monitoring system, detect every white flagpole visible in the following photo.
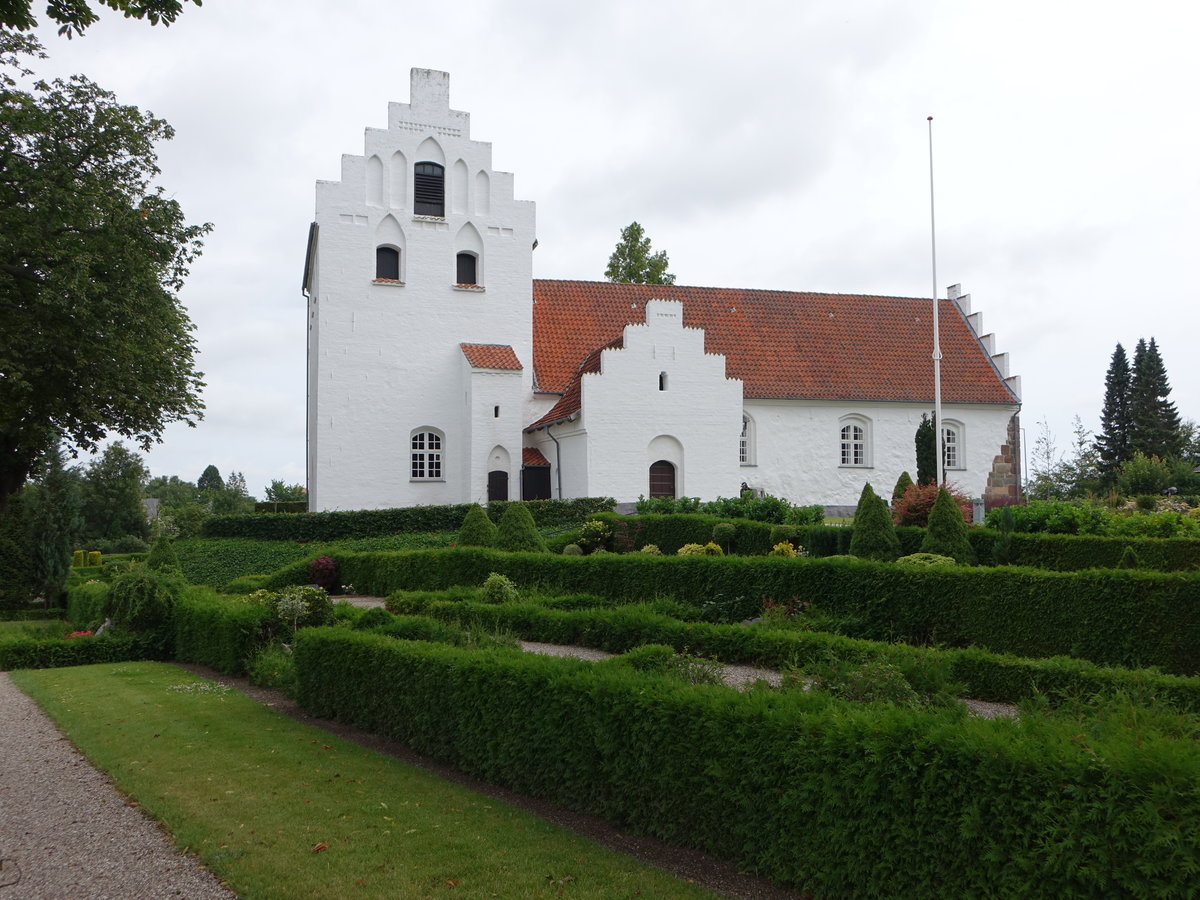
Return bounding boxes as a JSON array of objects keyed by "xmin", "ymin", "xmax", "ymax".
[{"xmin": 928, "ymin": 116, "xmax": 944, "ymax": 487}]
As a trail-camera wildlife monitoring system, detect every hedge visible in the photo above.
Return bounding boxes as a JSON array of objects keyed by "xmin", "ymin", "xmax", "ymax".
[
  {"xmin": 0, "ymin": 632, "xmax": 166, "ymax": 671},
  {"xmin": 67, "ymin": 581, "xmax": 111, "ymax": 628},
  {"xmin": 332, "ymin": 548, "xmax": 1200, "ymax": 675},
  {"xmin": 173, "ymin": 588, "xmax": 273, "ymax": 676},
  {"xmin": 294, "ymin": 628, "xmax": 1200, "ymax": 898},
  {"xmin": 203, "ymin": 498, "xmax": 616, "ymax": 541},
  {"xmin": 390, "ymin": 594, "xmax": 1200, "ymax": 711}
]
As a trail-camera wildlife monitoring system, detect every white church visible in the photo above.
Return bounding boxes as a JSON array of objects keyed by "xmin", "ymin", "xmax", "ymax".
[{"xmin": 303, "ymin": 69, "xmax": 1022, "ymax": 512}]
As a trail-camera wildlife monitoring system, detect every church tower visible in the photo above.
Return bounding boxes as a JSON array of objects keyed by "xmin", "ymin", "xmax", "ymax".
[{"xmin": 303, "ymin": 69, "xmax": 537, "ymax": 511}]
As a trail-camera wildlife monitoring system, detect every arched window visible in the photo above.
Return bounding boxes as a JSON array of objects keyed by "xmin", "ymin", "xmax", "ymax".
[
  {"xmin": 839, "ymin": 416, "xmax": 870, "ymax": 467},
  {"xmin": 739, "ymin": 414, "xmax": 755, "ymax": 465},
  {"xmin": 375, "ymin": 246, "xmax": 400, "ymax": 280},
  {"xmin": 456, "ymin": 252, "xmax": 477, "ymax": 286},
  {"xmin": 414, "ymin": 161, "xmax": 445, "ymax": 216},
  {"xmin": 410, "ymin": 429, "xmax": 444, "ymax": 480},
  {"xmin": 942, "ymin": 421, "xmax": 964, "ymax": 469}
]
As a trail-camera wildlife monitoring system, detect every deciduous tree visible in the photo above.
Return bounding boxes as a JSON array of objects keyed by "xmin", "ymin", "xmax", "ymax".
[
  {"xmin": 604, "ymin": 221, "xmax": 675, "ymax": 285},
  {"xmin": 0, "ymin": 35, "xmax": 208, "ymax": 513},
  {"xmin": 80, "ymin": 442, "xmax": 148, "ymax": 540},
  {"xmin": 1, "ymin": 0, "xmax": 201, "ymax": 38}
]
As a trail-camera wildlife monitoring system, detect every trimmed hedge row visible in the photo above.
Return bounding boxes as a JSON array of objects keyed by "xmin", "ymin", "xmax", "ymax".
[
  {"xmin": 335, "ymin": 548, "xmax": 1200, "ymax": 674},
  {"xmin": 203, "ymin": 498, "xmax": 616, "ymax": 542},
  {"xmin": 0, "ymin": 632, "xmax": 166, "ymax": 670},
  {"xmin": 174, "ymin": 589, "xmax": 273, "ymax": 676},
  {"xmin": 390, "ymin": 594, "xmax": 1200, "ymax": 711},
  {"xmin": 294, "ymin": 628, "xmax": 1200, "ymax": 898}
]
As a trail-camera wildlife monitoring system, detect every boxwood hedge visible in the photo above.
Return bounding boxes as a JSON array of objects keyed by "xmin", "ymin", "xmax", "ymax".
[
  {"xmin": 294, "ymin": 628, "xmax": 1200, "ymax": 898},
  {"xmin": 334, "ymin": 548, "xmax": 1200, "ymax": 674}
]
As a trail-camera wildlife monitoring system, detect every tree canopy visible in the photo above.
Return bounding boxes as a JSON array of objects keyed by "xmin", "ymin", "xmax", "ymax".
[
  {"xmin": 1, "ymin": 0, "xmax": 201, "ymax": 37},
  {"xmin": 0, "ymin": 34, "xmax": 208, "ymax": 512},
  {"xmin": 604, "ymin": 221, "xmax": 675, "ymax": 285}
]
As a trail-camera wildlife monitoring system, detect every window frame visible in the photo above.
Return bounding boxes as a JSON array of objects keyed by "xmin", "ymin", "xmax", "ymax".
[
  {"xmin": 941, "ymin": 420, "xmax": 964, "ymax": 470},
  {"xmin": 739, "ymin": 413, "xmax": 756, "ymax": 466},
  {"xmin": 375, "ymin": 245, "xmax": 401, "ymax": 281},
  {"xmin": 410, "ymin": 429, "xmax": 445, "ymax": 481},
  {"xmin": 456, "ymin": 251, "xmax": 478, "ymax": 286},
  {"xmin": 839, "ymin": 416, "xmax": 871, "ymax": 468},
  {"xmin": 413, "ymin": 161, "xmax": 445, "ymax": 217}
]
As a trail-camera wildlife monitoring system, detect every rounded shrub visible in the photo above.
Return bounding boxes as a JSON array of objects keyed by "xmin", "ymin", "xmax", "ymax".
[
  {"xmin": 457, "ymin": 503, "xmax": 498, "ymax": 547},
  {"xmin": 577, "ymin": 518, "xmax": 613, "ymax": 553},
  {"xmin": 481, "ymin": 572, "xmax": 520, "ymax": 604},
  {"xmin": 638, "ymin": 543, "xmax": 663, "ymax": 555},
  {"xmin": 562, "ymin": 543, "xmax": 584, "ymax": 556},
  {"xmin": 493, "ymin": 503, "xmax": 548, "ymax": 553},
  {"xmin": 354, "ymin": 607, "xmax": 396, "ymax": 630},
  {"xmin": 895, "ymin": 552, "xmax": 957, "ymax": 567},
  {"xmin": 308, "ymin": 555, "xmax": 340, "ymax": 591}
]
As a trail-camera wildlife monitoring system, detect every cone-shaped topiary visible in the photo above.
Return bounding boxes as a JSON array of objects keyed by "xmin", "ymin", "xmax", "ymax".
[
  {"xmin": 144, "ymin": 537, "xmax": 180, "ymax": 572},
  {"xmin": 458, "ymin": 503, "xmax": 498, "ymax": 547},
  {"xmin": 493, "ymin": 503, "xmax": 548, "ymax": 553},
  {"xmin": 1118, "ymin": 545, "xmax": 1140, "ymax": 569},
  {"xmin": 849, "ymin": 482, "xmax": 901, "ymax": 561},
  {"xmin": 892, "ymin": 471, "xmax": 914, "ymax": 505},
  {"xmin": 920, "ymin": 488, "xmax": 976, "ymax": 564}
]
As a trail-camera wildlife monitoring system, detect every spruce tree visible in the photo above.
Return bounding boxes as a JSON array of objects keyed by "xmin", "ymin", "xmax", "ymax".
[
  {"xmin": 920, "ymin": 488, "xmax": 975, "ymax": 564},
  {"xmin": 848, "ymin": 482, "xmax": 900, "ymax": 562},
  {"xmin": 1095, "ymin": 343, "xmax": 1132, "ymax": 480},
  {"xmin": 457, "ymin": 503, "xmax": 498, "ymax": 547},
  {"xmin": 915, "ymin": 414, "xmax": 937, "ymax": 485},
  {"xmin": 1129, "ymin": 338, "xmax": 1183, "ymax": 460},
  {"xmin": 493, "ymin": 503, "xmax": 548, "ymax": 553}
]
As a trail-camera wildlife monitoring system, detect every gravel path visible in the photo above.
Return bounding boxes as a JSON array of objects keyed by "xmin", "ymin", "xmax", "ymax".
[{"xmin": 0, "ymin": 672, "xmax": 234, "ymax": 900}]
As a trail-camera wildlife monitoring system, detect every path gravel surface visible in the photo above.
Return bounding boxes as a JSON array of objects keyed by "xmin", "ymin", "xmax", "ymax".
[{"xmin": 0, "ymin": 672, "xmax": 234, "ymax": 900}]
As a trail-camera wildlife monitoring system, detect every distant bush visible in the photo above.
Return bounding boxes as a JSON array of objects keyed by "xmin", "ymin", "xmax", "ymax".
[
  {"xmin": 848, "ymin": 483, "xmax": 900, "ymax": 562},
  {"xmin": 493, "ymin": 504, "xmax": 547, "ymax": 553},
  {"xmin": 457, "ymin": 504, "xmax": 498, "ymax": 547},
  {"xmin": 920, "ymin": 488, "xmax": 975, "ymax": 564}
]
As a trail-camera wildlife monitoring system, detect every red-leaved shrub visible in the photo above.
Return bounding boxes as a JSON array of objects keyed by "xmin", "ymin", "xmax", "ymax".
[{"xmin": 892, "ymin": 483, "xmax": 971, "ymax": 527}]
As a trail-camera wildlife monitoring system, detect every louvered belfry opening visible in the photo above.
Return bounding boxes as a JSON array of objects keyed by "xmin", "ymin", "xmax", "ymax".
[{"xmin": 413, "ymin": 161, "xmax": 445, "ymax": 216}]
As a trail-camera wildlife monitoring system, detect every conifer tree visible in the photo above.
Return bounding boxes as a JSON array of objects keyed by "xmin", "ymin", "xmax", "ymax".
[
  {"xmin": 492, "ymin": 503, "xmax": 548, "ymax": 553},
  {"xmin": 920, "ymin": 488, "xmax": 975, "ymax": 564},
  {"xmin": 848, "ymin": 483, "xmax": 900, "ymax": 562},
  {"xmin": 1129, "ymin": 337, "xmax": 1183, "ymax": 460},
  {"xmin": 915, "ymin": 414, "xmax": 937, "ymax": 485},
  {"xmin": 1095, "ymin": 343, "xmax": 1132, "ymax": 480},
  {"xmin": 457, "ymin": 503, "xmax": 498, "ymax": 547},
  {"xmin": 892, "ymin": 471, "xmax": 914, "ymax": 505}
]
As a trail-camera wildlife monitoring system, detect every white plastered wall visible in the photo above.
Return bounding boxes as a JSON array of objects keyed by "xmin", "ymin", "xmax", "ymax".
[{"xmin": 308, "ymin": 69, "xmax": 536, "ymax": 511}]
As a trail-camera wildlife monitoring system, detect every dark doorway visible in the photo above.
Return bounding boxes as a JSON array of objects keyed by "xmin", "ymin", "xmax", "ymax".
[
  {"xmin": 649, "ymin": 460, "xmax": 676, "ymax": 499},
  {"xmin": 487, "ymin": 469, "xmax": 509, "ymax": 502},
  {"xmin": 521, "ymin": 466, "xmax": 551, "ymax": 500}
]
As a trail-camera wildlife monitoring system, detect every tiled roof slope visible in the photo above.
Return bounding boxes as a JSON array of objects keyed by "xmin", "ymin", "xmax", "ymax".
[
  {"xmin": 527, "ymin": 337, "xmax": 620, "ymax": 430},
  {"xmin": 531, "ymin": 281, "xmax": 1017, "ymax": 405},
  {"xmin": 522, "ymin": 447, "xmax": 551, "ymax": 466},
  {"xmin": 460, "ymin": 343, "xmax": 523, "ymax": 370}
]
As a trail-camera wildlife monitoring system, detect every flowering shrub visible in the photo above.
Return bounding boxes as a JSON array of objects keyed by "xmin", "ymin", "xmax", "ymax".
[
  {"xmin": 769, "ymin": 541, "xmax": 797, "ymax": 557},
  {"xmin": 66, "ymin": 630, "xmax": 94, "ymax": 639},
  {"xmin": 638, "ymin": 544, "xmax": 662, "ymax": 555},
  {"xmin": 577, "ymin": 519, "xmax": 613, "ymax": 553},
  {"xmin": 249, "ymin": 585, "xmax": 333, "ymax": 632}
]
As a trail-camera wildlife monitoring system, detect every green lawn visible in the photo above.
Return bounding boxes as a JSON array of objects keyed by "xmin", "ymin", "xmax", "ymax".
[
  {"xmin": 13, "ymin": 662, "xmax": 716, "ymax": 900},
  {"xmin": 0, "ymin": 619, "xmax": 71, "ymax": 642}
]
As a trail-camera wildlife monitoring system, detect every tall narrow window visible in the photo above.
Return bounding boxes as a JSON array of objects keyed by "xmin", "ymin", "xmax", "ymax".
[
  {"xmin": 411, "ymin": 430, "xmax": 443, "ymax": 480},
  {"xmin": 840, "ymin": 422, "xmax": 866, "ymax": 466},
  {"xmin": 456, "ymin": 252, "xmax": 477, "ymax": 285},
  {"xmin": 658, "ymin": 371, "xmax": 668, "ymax": 391},
  {"xmin": 739, "ymin": 414, "xmax": 755, "ymax": 465},
  {"xmin": 942, "ymin": 422, "xmax": 963, "ymax": 469},
  {"xmin": 414, "ymin": 162, "xmax": 445, "ymax": 216},
  {"xmin": 375, "ymin": 246, "xmax": 400, "ymax": 280}
]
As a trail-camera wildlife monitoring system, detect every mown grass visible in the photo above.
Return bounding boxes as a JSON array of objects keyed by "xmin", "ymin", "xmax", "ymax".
[
  {"xmin": 0, "ymin": 620, "xmax": 72, "ymax": 642},
  {"xmin": 11, "ymin": 662, "xmax": 716, "ymax": 900}
]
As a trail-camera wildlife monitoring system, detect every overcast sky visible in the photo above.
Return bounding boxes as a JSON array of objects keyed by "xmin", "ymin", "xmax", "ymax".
[{"xmin": 26, "ymin": 0, "xmax": 1200, "ymax": 499}]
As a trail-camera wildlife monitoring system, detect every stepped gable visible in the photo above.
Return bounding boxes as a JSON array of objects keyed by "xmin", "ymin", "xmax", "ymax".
[{"xmin": 531, "ymin": 280, "xmax": 1017, "ymax": 405}]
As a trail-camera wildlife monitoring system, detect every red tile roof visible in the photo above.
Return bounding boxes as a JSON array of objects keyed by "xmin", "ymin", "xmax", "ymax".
[
  {"xmin": 522, "ymin": 447, "xmax": 551, "ymax": 466},
  {"xmin": 527, "ymin": 337, "xmax": 621, "ymax": 430},
  {"xmin": 460, "ymin": 343, "xmax": 522, "ymax": 370},
  {"xmin": 531, "ymin": 280, "xmax": 1017, "ymax": 405}
]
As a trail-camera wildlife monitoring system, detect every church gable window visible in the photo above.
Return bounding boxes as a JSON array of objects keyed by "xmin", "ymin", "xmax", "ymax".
[
  {"xmin": 375, "ymin": 246, "xmax": 400, "ymax": 281},
  {"xmin": 740, "ymin": 414, "xmax": 756, "ymax": 465},
  {"xmin": 414, "ymin": 162, "xmax": 445, "ymax": 217},
  {"xmin": 411, "ymin": 429, "xmax": 444, "ymax": 480},
  {"xmin": 456, "ymin": 252, "xmax": 477, "ymax": 286},
  {"xmin": 839, "ymin": 416, "xmax": 870, "ymax": 467}
]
